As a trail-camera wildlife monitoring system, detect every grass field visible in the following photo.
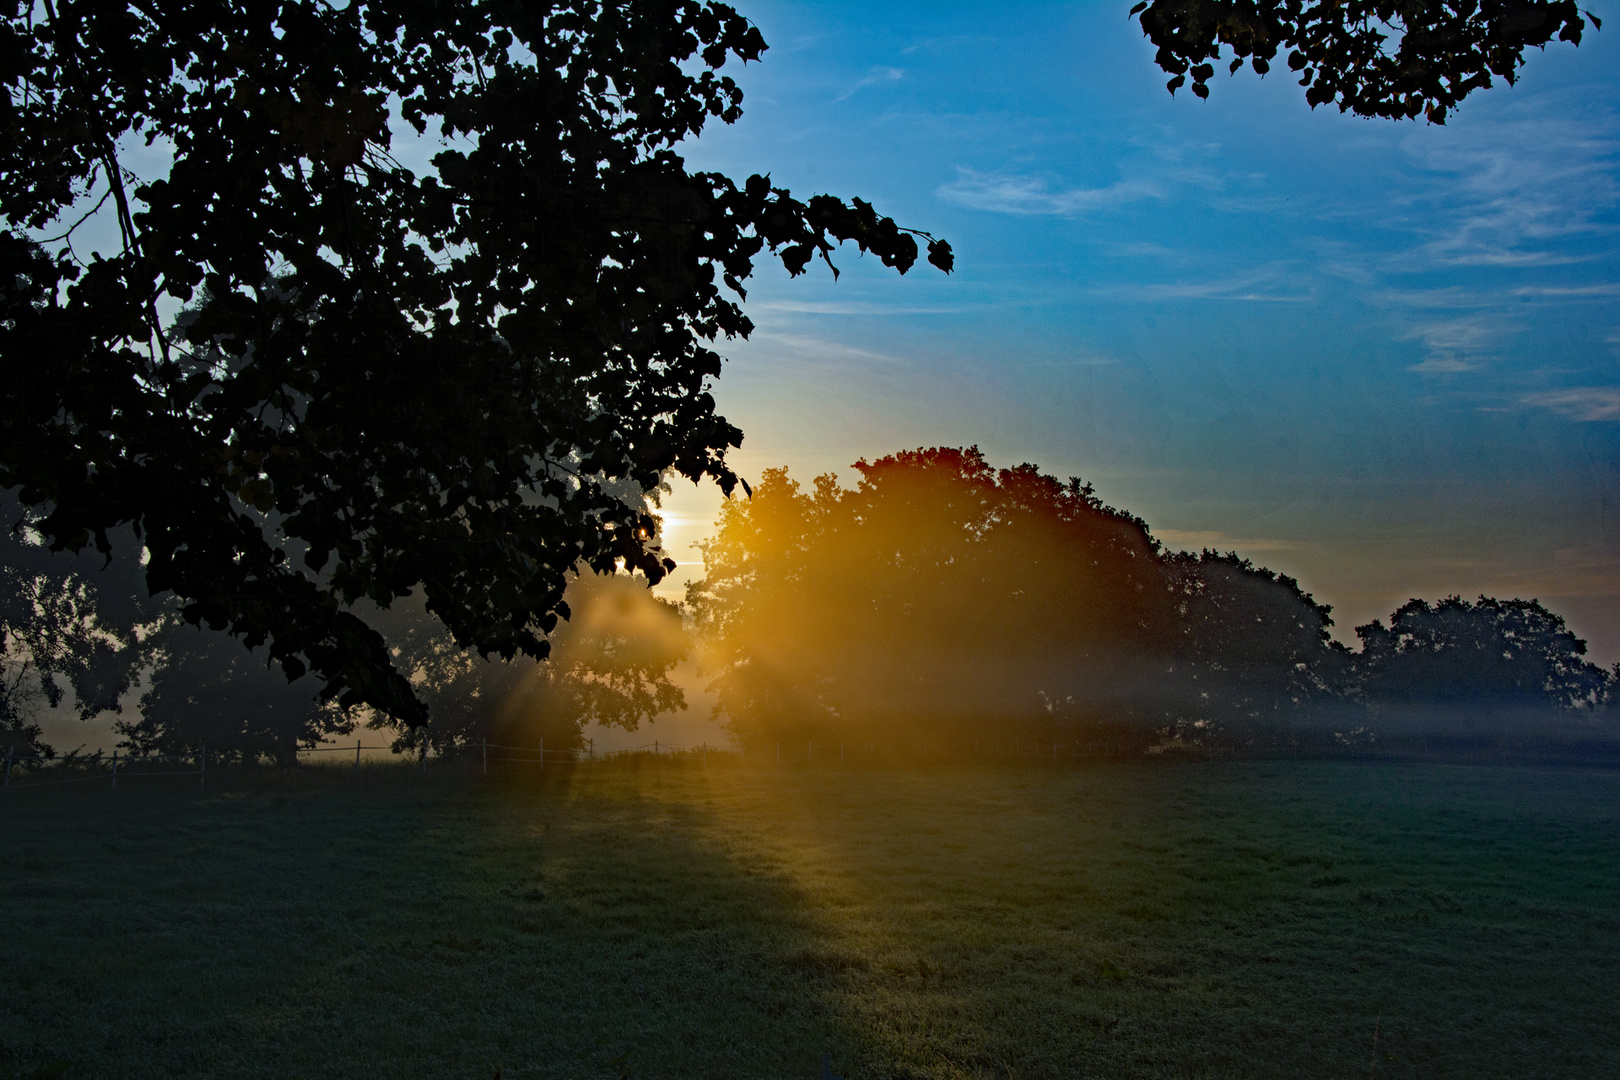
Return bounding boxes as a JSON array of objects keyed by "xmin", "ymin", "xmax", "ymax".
[{"xmin": 3, "ymin": 759, "xmax": 1618, "ymax": 1079}]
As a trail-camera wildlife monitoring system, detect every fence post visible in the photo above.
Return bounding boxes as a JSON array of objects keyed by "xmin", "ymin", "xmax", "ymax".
[
  {"xmin": 420, "ymin": 739, "xmax": 428, "ymax": 770},
  {"xmin": 4, "ymin": 745, "xmax": 12, "ymax": 789},
  {"xmin": 355, "ymin": 738, "xmax": 362, "ymax": 770},
  {"xmin": 111, "ymin": 748, "xmax": 119, "ymax": 790},
  {"xmin": 482, "ymin": 737, "xmax": 488, "ymax": 776},
  {"xmin": 654, "ymin": 740, "xmax": 659, "ymax": 757},
  {"xmin": 588, "ymin": 737, "xmax": 594, "ymax": 761},
  {"xmin": 200, "ymin": 744, "xmax": 206, "ymax": 789}
]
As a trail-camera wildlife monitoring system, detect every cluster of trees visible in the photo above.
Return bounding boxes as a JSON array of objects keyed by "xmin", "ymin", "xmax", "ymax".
[
  {"xmin": 1, "ymin": 1, "xmax": 1601, "ymax": 758},
  {"xmin": 6, "ymin": 449, "xmax": 1614, "ymax": 762},
  {"xmin": 688, "ymin": 448, "xmax": 1618, "ymax": 754},
  {"xmin": 0, "ymin": 0, "xmax": 1596, "ymax": 737},
  {"xmin": 0, "ymin": 496, "xmax": 685, "ymax": 763}
]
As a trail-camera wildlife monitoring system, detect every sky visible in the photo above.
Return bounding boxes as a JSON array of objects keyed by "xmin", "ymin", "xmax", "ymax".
[{"xmin": 650, "ymin": 0, "xmax": 1620, "ymax": 665}]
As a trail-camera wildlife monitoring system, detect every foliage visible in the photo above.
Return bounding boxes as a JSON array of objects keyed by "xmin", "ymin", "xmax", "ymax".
[
  {"xmin": 1354, "ymin": 595, "xmax": 1611, "ymax": 719},
  {"xmin": 366, "ymin": 571, "xmax": 689, "ymax": 756},
  {"xmin": 688, "ymin": 447, "xmax": 1174, "ymax": 747},
  {"xmin": 117, "ymin": 624, "xmax": 352, "ymax": 765},
  {"xmin": 106, "ymin": 567, "xmax": 687, "ymax": 763},
  {"xmin": 0, "ymin": 497, "xmax": 155, "ymax": 756},
  {"xmin": 0, "ymin": 0, "xmax": 950, "ymax": 725},
  {"xmin": 690, "ymin": 448, "xmax": 1613, "ymax": 752},
  {"xmin": 1132, "ymin": 0, "xmax": 1597, "ymax": 121},
  {"xmin": 1162, "ymin": 549, "xmax": 1351, "ymax": 733}
]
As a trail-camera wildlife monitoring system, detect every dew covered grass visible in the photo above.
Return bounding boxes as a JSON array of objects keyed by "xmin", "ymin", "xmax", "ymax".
[{"xmin": 3, "ymin": 759, "xmax": 1618, "ymax": 1079}]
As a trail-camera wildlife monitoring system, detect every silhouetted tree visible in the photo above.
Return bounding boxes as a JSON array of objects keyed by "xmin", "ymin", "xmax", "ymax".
[
  {"xmin": 0, "ymin": 497, "xmax": 155, "ymax": 756},
  {"xmin": 366, "ymin": 571, "xmax": 689, "ymax": 757},
  {"xmin": 0, "ymin": 0, "xmax": 951, "ymax": 726},
  {"xmin": 1604, "ymin": 663, "xmax": 1620, "ymax": 718},
  {"xmin": 690, "ymin": 449, "xmax": 1615, "ymax": 757},
  {"xmin": 1133, "ymin": 0, "xmax": 1597, "ymax": 122},
  {"xmin": 1162, "ymin": 550, "xmax": 1351, "ymax": 740},
  {"xmin": 1355, "ymin": 596, "xmax": 1610, "ymax": 727},
  {"xmin": 119, "ymin": 626, "xmax": 351, "ymax": 766},
  {"xmin": 688, "ymin": 448, "xmax": 1175, "ymax": 749}
]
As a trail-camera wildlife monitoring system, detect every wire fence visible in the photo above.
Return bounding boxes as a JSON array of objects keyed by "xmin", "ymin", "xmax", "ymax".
[
  {"xmin": 2, "ymin": 745, "xmax": 209, "ymax": 791},
  {"xmin": 767, "ymin": 738, "xmax": 1139, "ymax": 762},
  {"xmin": 0, "ymin": 736, "xmax": 743, "ymax": 793},
  {"xmin": 2, "ymin": 733, "xmax": 1150, "ymax": 796}
]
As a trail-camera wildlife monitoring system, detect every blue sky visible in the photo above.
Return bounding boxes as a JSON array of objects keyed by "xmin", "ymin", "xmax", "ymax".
[{"xmin": 654, "ymin": 1, "xmax": 1620, "ymax": 663}]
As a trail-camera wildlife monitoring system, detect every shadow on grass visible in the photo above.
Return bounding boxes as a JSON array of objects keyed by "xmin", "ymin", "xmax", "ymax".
[
  {"xmin": 5, "ymin": 759, "xmax": 1620, "ymax": 1079},
  {"xmin": 0, "ymin": 759, "xmax": 855, "ymax": 1080},
  {"xmin": 680, "ymin": 759, "xmax": 1620, "ymax": 1080}
]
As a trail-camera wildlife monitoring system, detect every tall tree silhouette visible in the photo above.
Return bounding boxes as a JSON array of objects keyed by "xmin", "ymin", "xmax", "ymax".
[
  {"xmin": 0, "ymin": 0, "xmax": 951, "ymax": 725},
  {"xmin": 688, "ymin": 448, "xmax": 1174, "ymax": 748}
]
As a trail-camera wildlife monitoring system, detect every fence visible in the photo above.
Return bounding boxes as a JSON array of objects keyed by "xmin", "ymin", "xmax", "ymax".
[
  {"xmin": 770, "ymin": 738, "xmax": 1136, "ymax": 762},
  {"xmin": 3, "ymin": 745, "xmax": 208, "ymax": 791},
  {"xmin": 2, "ymin": 733, "xmax": 1151, "ymax": 795},
  {"xmin": 0, "ymin": 736, "xmax": 739, "ymax": 793},
  {"xmin": 293, "ymin": 736, "xmax": 733, "ymax": 771}
]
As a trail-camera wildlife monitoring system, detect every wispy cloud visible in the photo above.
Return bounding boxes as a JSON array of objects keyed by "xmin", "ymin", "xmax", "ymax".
[
  {"xmin": 1521, "ymin": 386, "xmax": 1620, "ymax": 421},
  {"xmin": 1409, "ymin": 357, "xmax": 1480, "ymax": 374},
  {"xmin": 937, "ymin": 168, "xmax": 1160, "ymax": 216},
  {"xmin": 1373, "ymin": 285, "xmax": 1497, "ymax": 309},
  {"xmin": 900, "ymin": 35, "xmax": 976, "ymax": 55},
  {"xmin": 1510, "ymin": 283, "xmax": 1620, "ymax": 300},
  {"xmin": 1092, "ymin": 267, "xmax": 1311, "ymax": 303},
  {"xmin": 1398, "ymin": 118, "xmax": 1620, "ymax": 268},
  {"xmin": 1402, "ymin": 314, "xmax": 1511, "ymax": 373},
  {"xmin": 1154, "ymin": 529, "xmax": 1301, "ymax": 553},
  {"xmin": 750, "ymin": 299, "xmax": 968, "ymax": 316},
  {"xmin": 748, "ymin": 332, "xmax": 904, "ymax": 366},
  {"xmin": 834, "ymin": 66, "xmax": 903, "ymax": 103},
  {"xmin": 1098, "ymin": 240, "xmax": 1186, "ymax": 261}
]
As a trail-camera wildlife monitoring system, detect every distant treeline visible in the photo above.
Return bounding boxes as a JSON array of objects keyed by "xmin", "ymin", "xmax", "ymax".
[
  {"xmin": 0, "ymin": 491, "xmax": 687, "ymax": 765},
  {"xmin": 687, "ymin": 448, "xmax": 1618, "ymax": 758},
  {"xmin": 4, "ymin": 450, "xmax": 1617, "ymax": 763}
]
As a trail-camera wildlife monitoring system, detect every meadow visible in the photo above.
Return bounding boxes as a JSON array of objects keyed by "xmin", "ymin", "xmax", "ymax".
[{"xmin": 2, "ymin": 759, "xmax": 1618, "ymax": 1079}]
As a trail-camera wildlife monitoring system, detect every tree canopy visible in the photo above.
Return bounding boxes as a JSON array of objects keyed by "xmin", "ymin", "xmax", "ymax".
[
  {"xmin": 688, "ymin": 448, "xmax": 1614, "ymax": 754},
  {"xmin": 1162, "ymin": 549, "xmax": 1349, "ymax": 729},
  {"xmin": 1355, "ymin": 596, "xmax": 1610, "ymax": 718},
  {"xmin": 113, "ymin": 568, "xmax": 687, "ymax": 764},
  {"xmin": 1132, "ymin": 0, "xmax": 1599, "ymax": 122},
  {"xmin": 689, "ymin": 448, "xmax": 1181, "ymax": 747},
  {"xmin": 0, "ymin": 0, "xmax": 951, "ymax": 725}
]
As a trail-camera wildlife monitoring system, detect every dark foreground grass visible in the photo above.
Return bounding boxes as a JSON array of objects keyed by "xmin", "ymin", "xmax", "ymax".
[{"xmin": 2, "ymin": 759, "xmax": 1618, "ymax": 1079}]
